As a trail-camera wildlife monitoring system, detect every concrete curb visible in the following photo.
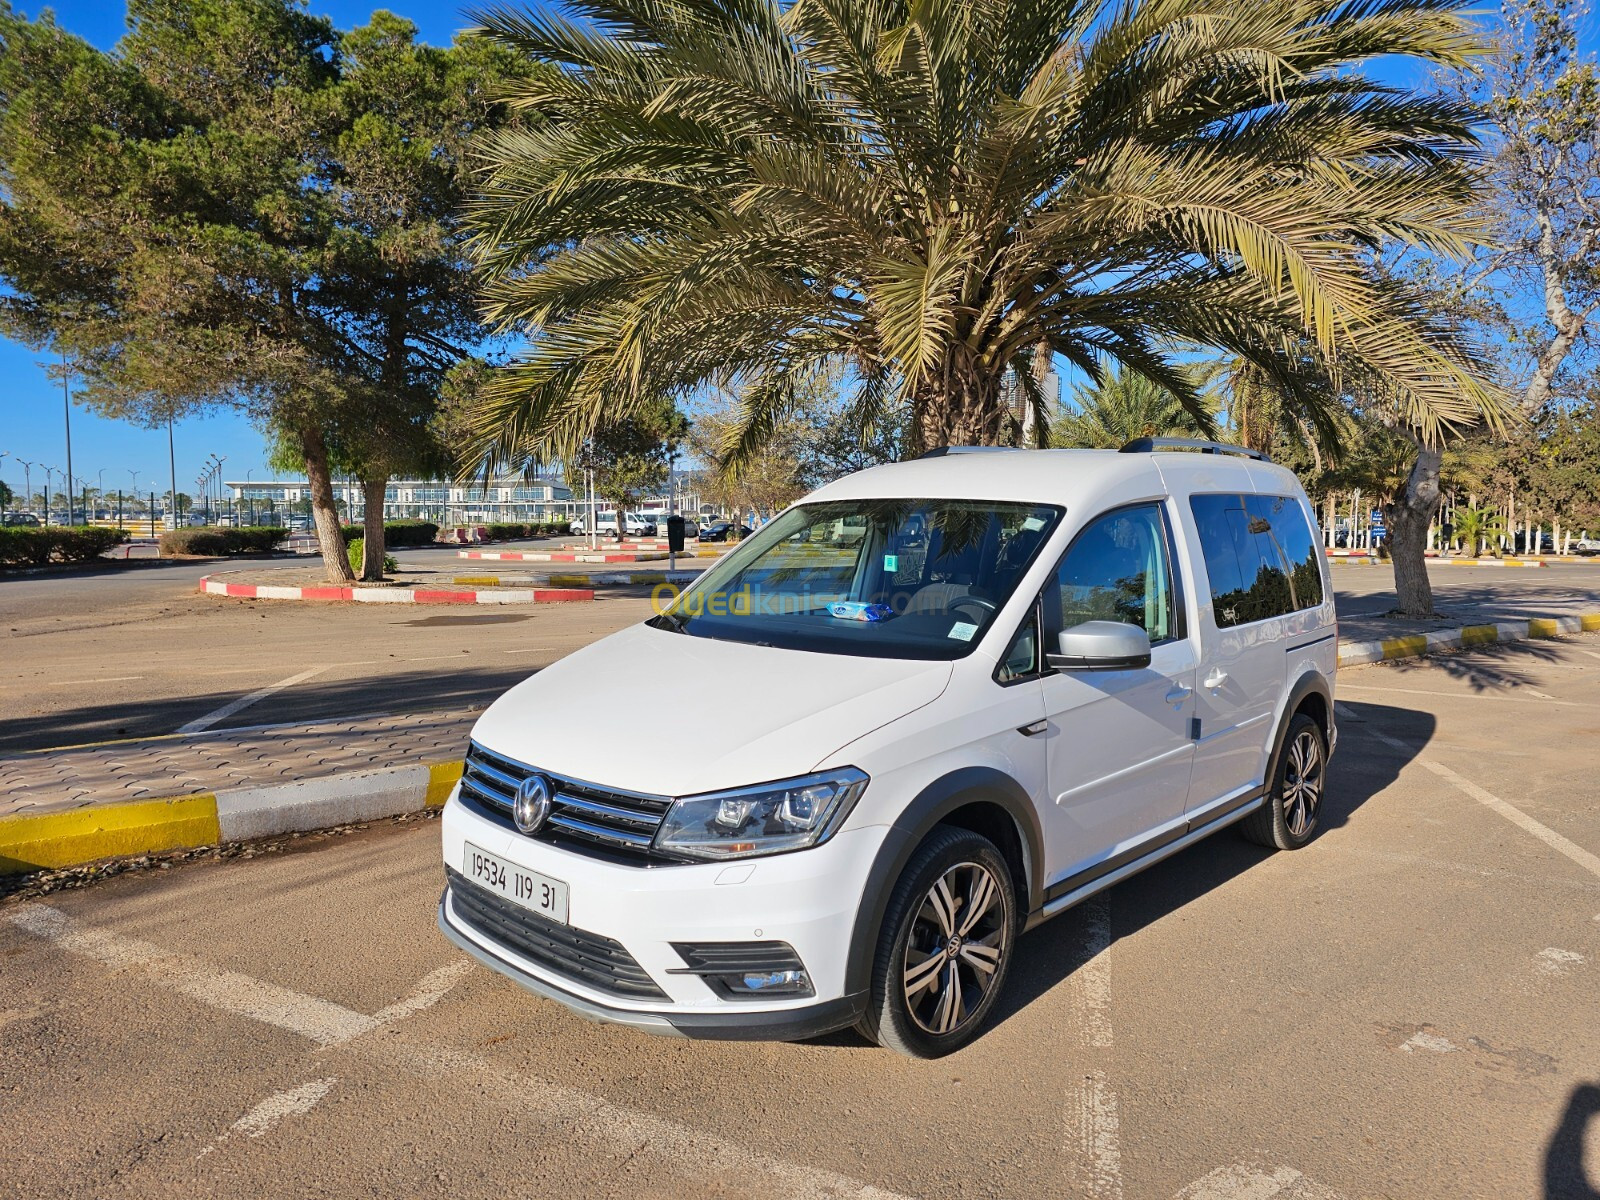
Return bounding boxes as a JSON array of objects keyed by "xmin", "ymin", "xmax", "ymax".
[
  {"xmin": 199, "ymin": 574, "xmax": 594, "ymax": 604},
  {"xmin": 1337, "ymin": 612, "xmax": 1600, "ymax": 668},
  {"xmin": 458, "ymin": 549, "xmax": 671, "ymax": 563},
  {"xmin": 0, "ymin": 761, "xmax": 462, "ymax": 876}
]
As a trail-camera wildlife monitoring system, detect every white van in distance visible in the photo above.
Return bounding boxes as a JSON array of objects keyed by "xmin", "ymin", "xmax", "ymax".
[{"xmin": 438, "ymin": 440, "xmax": 1337, "ymax": 1056}]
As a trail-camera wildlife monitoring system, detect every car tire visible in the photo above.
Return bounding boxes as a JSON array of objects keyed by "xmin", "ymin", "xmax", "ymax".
[
  {"xmin": 1239, "ymin": 712, "xmax": 1327, "ymax": 851},
  {"xmin": 857, "ymin": 826, "xmax": 1016, "ymax": 1058}
]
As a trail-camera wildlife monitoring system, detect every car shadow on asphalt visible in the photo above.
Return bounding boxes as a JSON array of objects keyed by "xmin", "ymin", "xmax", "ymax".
[
  {"xmin": 985, "ymin": 699, "xmax": 1435, "ymax": 1036},
  {"xmin": 1544, "ymin": 1082, "xmax": 1600, "ymax": 1199}
]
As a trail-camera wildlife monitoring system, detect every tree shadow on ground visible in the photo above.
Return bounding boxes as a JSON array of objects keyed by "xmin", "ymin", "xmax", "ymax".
[
  {"xmin": 1545, "ymin": 1082, "xmax": 1600, "ymax": 1199},
  {"xmin": 0, "ymin": 664, "xmax": 538, "ymax": 755},
  {"xmin": 1377, "ymin": 636, "xmax": 1571, "ymax": 691}
]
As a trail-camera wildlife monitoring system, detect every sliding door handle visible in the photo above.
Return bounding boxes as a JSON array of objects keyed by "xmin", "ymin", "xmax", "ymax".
[{"xmin": 1203, "ymin": 668, "xmax": 1229, "ymax": 690}]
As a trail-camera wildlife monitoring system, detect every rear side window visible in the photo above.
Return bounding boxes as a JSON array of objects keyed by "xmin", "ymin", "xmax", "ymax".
[
  {"xmin": 1189, "ymin": 494, "xmax": 1321, "ymax": 627},
  {"xmin": 1248, "ymin": 494, "xmax": 1324, "ymax": 610}
]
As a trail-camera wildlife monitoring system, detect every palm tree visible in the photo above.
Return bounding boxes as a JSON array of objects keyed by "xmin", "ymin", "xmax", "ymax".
[
  {"xmin": 1053, "ymin": 367, "xmax": 1214, "ymax": 450},
  {"xmin": 1449, "ymin": 505, "xmax": 1506, "ymax": 558},
  {"xmin": 464, "ymin": 0, "xmax": 1506, "ymax": 471}
]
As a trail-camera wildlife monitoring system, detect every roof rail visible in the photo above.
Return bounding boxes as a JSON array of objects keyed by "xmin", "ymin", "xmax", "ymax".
[
  {"xmin": 1118, "ymin": 437, "xmax": 1269, "ymax": 462},
  {"xmin": 915, "ymin": 446, "xmax": 1022, "ymax": 459}
]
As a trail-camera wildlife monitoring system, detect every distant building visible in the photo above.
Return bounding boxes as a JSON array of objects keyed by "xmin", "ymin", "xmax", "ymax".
[
  {"xmin": 224, "ymin": 476, "xmax": 706, "ymax": 524},
  {"xmin": 225, "ymin": 476, "xmax": 575, "ymax": 523}
]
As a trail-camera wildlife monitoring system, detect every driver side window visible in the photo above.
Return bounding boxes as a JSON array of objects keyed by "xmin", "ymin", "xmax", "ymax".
[{"xmin": 1051, "ymin": 504, "xmax": 1180, "ymax": 644}]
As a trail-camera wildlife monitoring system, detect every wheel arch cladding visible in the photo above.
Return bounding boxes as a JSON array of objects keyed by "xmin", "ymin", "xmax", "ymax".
[
  {"xmin": 844, "ymin": 767, "xmax": 1042, "ymax": 996},
  {"xmin": 1271, "ymin": 670, "xmax": 1334, "ymax": 781}
]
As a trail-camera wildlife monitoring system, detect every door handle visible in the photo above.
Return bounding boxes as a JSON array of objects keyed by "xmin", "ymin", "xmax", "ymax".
[
  {"xmin": 1016, "ymin": 719, "xmax": 1049, "ymax": 737},
  {"xmin": 1203, "ymin": 668, "xmax": 1228, "ymax": 690},
  {"xmin": 1164, "ymin": 685, "xmax": 1191, "ymax": 707}
]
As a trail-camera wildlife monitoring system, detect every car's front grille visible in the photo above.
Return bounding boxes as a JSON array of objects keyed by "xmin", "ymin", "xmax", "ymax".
[
  {"xmin": 445, "ymin": 867, "xmax": 666, "ymax": 1000},
  {"xmin": 459, "ymin": 741, "xmax": 674, "ymax": 864}
]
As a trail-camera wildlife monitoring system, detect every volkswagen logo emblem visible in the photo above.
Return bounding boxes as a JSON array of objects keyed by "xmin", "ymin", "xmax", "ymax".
[{"xmin": 513, "ymin": 774, "xmax": 553, "ymax": 835}]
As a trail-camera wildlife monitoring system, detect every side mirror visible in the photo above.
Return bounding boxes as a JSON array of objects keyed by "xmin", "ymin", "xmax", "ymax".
[{"xmin": 1045, "ymin": 620, "xmax": 1152, "ymax": 672}]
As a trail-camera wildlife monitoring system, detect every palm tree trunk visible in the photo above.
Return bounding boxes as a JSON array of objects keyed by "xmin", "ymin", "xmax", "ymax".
[
  {"xmin": 916, "ymin": 355, "xmax": 1005, "ymax": 452},
  {"xmin": 1386, "ymin": 445, "xmax": 1442, "ymax": 618}
]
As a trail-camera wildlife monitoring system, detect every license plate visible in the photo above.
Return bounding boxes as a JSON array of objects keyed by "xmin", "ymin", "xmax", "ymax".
[{"xmin": 463, "ymin": 842, "xmax": 569, "ymax": 925}]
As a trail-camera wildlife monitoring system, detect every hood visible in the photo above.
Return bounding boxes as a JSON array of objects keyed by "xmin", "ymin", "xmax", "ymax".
[{"xmin": 469, "ymin": 621, "xmax": 953, "ymax": 796}]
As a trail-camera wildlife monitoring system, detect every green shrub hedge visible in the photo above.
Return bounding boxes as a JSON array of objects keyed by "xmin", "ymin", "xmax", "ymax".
[
  {"xmin": 159, "ymin": 526, "xmax": 287, "ymax": 557},
  {"xmin": 337, "ymin": 520, "xmax": 439, "ymax": 547},
  {"xmin": 346, "ymin": 537, "xmax": 398, "ymax": 575},
  {"xmin": 0, "ymin": 526, "xmax": 130, "ymax": 567}
]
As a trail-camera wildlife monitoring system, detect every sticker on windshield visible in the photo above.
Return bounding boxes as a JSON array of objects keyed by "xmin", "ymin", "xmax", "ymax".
[
  {"xmin": 830, "ymin": 601, "xmax": 894, "ymax": 622},
  {"xmin": 1022, "ymin": 516, "xmax": 1047, "ymax": 532},
  {"xmin": 883, "ymin": 554, "xmax": 898, "ymax": 573},
  {"xmin": 949, "ymin": 621, "xmax": 979, "ymax": 641}
]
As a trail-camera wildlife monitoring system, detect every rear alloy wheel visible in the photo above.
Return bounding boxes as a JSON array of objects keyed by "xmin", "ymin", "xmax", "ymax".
[
  {"xmin": 859, "ymin": 826, "xmax": 1015, "ymax": 1058},
  {"xmin": 1240, "ymin": 712, "xmax": 1327, "ymax": 850}
]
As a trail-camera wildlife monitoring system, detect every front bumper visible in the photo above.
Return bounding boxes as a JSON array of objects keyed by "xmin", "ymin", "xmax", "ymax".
[
  {"xmin": 438, "ymin": 895, "xmax": 865, "ymax": 1039},
  {"xmin": 437, "ymin": 789, "xmax": 880, "ymax": 1040}
]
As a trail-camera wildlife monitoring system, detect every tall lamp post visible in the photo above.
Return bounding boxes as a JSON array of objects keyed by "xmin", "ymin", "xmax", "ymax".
[
  {"xmin": 17, "ymin": 460, "xmax": 34, "ymax": 517},
  {"xmin": 61, "ymin": 350, "xmax": 74, "ymax": 527},
  {"xmin": 128, "ymin": 469, "xmax": 141, "ymax": 533},
  {"xmin": 42, "ymin": 465, "xmax": 56, "ymax": 526}
]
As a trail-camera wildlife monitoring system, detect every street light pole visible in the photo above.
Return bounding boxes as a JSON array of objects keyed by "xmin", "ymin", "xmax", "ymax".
[
  {"xmin": 42, "ymin": 465, "xmax": 55, "ymax": 526},
  {"xmin": 62, "ymin": 349, "xmax": 74, "ymax": 527},
  {"xmin": 18, "ymin": 460, "xmax": 33, "ymax": 517},
  {"xmin": 167, "ymin": 409, "xmax": 178, "ymax": 530}
]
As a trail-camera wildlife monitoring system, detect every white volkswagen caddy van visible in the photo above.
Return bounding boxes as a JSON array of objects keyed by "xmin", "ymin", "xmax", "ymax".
[{"xmin": 438, "ymin": 440, "xmax": 1337, "ymax": 1057}]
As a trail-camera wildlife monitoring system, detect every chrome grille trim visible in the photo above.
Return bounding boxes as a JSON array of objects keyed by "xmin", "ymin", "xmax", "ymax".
[{"xmin": 461, "ymin": 741, "xmax": 674, "ymax": 864}]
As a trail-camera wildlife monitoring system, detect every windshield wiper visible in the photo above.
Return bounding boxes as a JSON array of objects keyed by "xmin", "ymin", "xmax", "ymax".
[{"xmin": 650, "ymin": 611, "xmax": 688, "ymax": 634}]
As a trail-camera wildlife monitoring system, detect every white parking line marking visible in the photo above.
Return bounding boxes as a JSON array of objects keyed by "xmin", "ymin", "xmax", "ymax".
[
  {"xmin": 1365, "ymin": 726, "xmax": 1600, "ymax": 881},
  {"xmin": 177, "ymin": 666, "xmax": 331, "ymax": 734},
  {"xmin": 7, "ymin": 906, "xmax": 909, "ymax": 1200},
  {"xmin": 376, "ymin": 1039, "xmax": 913, "ymax": 1200},
  {"xmin": 5, "ymin": 904, "xmax": 381, "ymax": 1046},
  {"xmin": 198, "ymin": 1078, "xmax": 339, "ymax": 1158},
  {"xmin": 44, "ymin": 675, "xmax": 146, "ymax": 687},
  {"xmin": 1400, "ymin": 1030, "xmax": 1459, "ymax": 1054},
  {"xmin": 1065, "ymin": 895, "xmax": 1121, "ymax": 1198},
  {"xmin": 372, "ymin": 960, "xmax": 474, "ymax": 1023},
  {"xmin": 1174, "ymin": 1162, "xmax": 1342, "ymax": 1199},
  {"xmin": 1534, "ymin": 948, "xmax": 1586, "ymax": 976}
]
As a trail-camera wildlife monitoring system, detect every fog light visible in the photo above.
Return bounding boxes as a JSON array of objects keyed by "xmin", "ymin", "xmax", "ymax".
[{"xmin": 740, "ymin": 969, "xmax": 808, "ymax": 993}]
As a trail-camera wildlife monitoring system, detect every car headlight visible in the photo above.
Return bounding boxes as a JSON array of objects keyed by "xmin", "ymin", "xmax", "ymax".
[{"xmin": 653, "ymin": 768, "xmax": 869, "ymax": 861}]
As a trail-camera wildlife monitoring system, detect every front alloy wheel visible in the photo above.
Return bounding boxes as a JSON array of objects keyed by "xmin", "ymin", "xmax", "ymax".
[{"xmin": 860, "ymin": 827, "xmax": 1016, "ymax": 1057}]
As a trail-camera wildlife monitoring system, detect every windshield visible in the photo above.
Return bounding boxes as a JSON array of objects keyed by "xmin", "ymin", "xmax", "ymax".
[{"xmin": 653, "ymin": 498, "xmax": 1062, "ymax": 659}]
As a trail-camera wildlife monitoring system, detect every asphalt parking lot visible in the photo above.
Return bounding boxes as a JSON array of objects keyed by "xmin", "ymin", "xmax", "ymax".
[
  {"xmin": 5, "ymin": 555, "xmax": 1600, "ymax": 754},
  {"xmin": 3, "ymin": 637, "xmax": 1597, "ymax": 1200}
]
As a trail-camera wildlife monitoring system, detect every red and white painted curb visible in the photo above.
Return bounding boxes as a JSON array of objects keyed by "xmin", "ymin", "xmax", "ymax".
[
  {"xmin": 458, "ymin": 549, "xmax": 670, "ymax": 563},
  {"xmin": 199, "ymin": 574, "xmax": 593, "ymax": 604}
]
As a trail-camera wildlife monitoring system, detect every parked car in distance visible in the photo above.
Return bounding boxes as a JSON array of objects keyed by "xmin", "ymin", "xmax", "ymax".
[
  {"xmin": 572, "ymin": 511, "xmax": 651, "ymax": 538},
  {"xmin": 439, "ymin": 439, "xmax": 1337, "ymax": 1057},
  {"xmin": 698, "ymin": 521, "xmax": 752, "ymax": 542},
  {"xmin": 1574, "ymin": 535, "xmax": 1600, "ymax": 557},
  {"xmin": 2, "ymin": 511, "xmax": 41, "ymax": 527}
]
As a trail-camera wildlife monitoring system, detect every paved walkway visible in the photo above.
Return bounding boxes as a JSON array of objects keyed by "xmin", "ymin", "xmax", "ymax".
[
  {"xmin": 0, "ymin": 708, "xmax": 478, "ymax": 820},
  {"xmin": 1335, "ymin": 590, "xmax": 1600, "ymax": 643}
]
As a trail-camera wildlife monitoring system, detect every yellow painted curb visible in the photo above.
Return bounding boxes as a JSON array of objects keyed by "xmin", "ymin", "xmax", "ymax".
[
  {"xmin": 1582, "ymin": 613, "xmax": 1600, "ymax": 632},
  {"xmin": 426, "ymin": 761, "xmax": 463, "ymax": 808},
  {"xmin": 0, "ymin": 794, "xmax": 220, "ymax": 875},
  {"xmin": 1380, "ymin": 635, "xmax": 1428, "ymax": 660},
  {"xmin": 547, "ymin": 573, "xmax": 590, "ymax": 587},
  {"xmin": 628, "ymin": 572, "xmax": 668, "ymax": 584},
  {"xmin": 453, "ymin": 576, "xmax": 501, "ymax": 586},
  {"xmin": 1528, "ymin": 618, "xmax": 1561, "ymax": 638},
  {"xmin": 1460, "ymin": 624, "xmax": 1499, "ymax": 646}
]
